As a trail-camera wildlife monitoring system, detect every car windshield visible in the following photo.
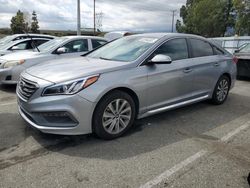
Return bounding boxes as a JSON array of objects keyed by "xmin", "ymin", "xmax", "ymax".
[
  {"xmin": 239, "ymin": 43, "xmax": 250, "ymax": 53},
  {"xmin": 87, "ymin": 36, "xmax": 158, "ymax": 62},
  {"xmin": 0, "ymin": 35, "xmax": 14, "ymax": 46},
  {"xmin": 38, "ymin": 38, "xmax": 67, "ymax": 52}
]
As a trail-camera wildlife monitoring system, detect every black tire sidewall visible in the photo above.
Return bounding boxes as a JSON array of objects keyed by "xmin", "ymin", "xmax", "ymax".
[
  {"xmin": 212, "ymin": 76, "xmax": 230, "ymax": 105},
  {"xmin": 93, "ymin": 90, "xmax": 136, "ymax": 140}
]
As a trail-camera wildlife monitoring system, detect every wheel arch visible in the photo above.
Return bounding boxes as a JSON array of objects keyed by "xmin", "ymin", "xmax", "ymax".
[
  {"xmin": 91, "ymin": 87, "xmax": 140, "ymax": 132},
  {"xmin": 221, "ymin": 72, "xmax": 232, "ymax": 87}
]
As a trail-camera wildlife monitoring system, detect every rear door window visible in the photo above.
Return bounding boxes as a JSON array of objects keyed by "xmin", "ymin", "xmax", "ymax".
[
  {"xmin": 92, "ymin": 39, "xmax": 107, "ymax": 49},
  {"xmin": 33, "ymin": 39, "xmax": 49, "ymax": 47},
  {"xmin": 153, "ymin": 38, "xmax": 189, "ymax": 61},
  {"xmin": 189, "ymin": 39, "xmax": 214, "ymax": 57}
]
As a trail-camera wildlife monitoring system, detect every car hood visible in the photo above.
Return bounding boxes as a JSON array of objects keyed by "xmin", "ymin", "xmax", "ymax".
[
  {"xmin": 0, "ymin": 50, "xmax": 8, "ymax": 56},
  {"xmin": 26, "ymin": 57, "xmax": 134, "ymax": 83},
  {"xmin": 0, "ymin": 51, "xmax": 43, "ymax": 61}
]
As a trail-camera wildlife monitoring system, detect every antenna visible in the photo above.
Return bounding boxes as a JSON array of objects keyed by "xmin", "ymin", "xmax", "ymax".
[
  {"xmin": 95, "ymin": 12, "xmax": 104, "ymax": 32},
  {"xmin": 23, "ymin": 30, "xmax": 40, "ymax": 52}
]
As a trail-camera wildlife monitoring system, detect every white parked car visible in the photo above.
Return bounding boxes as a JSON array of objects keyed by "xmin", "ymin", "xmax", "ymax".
[
  {"xmin": 0, "ymin": 38, "xmax": 51, "ymax": 56},
  {"xmin": 104, "ymin": 31, "xmax": 132, "ymax": 41},
  {"xmin": 211, "ymin": 36, "xmax": 250, "ymax": 54},
  {"xmin": 0, "ymin": 34, "xmax": 54, "ymax": 46},
  {"xmin": 0, "ymin": 36, "xmax": 107, "ymax": 84}
]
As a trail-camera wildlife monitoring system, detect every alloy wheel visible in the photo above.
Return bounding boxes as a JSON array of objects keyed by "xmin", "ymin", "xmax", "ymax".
[
  {"xmin": 216, "ymin": 79, "xmax": 229, "ymax": 102},
  {"xmin": 102, "ymin": 99, "xmax": 132, "ymax": 134}
]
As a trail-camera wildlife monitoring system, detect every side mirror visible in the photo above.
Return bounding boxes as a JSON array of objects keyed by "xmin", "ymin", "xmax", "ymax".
[
  {"xmin": 11, "ymin": 46, "xmax": 20, "ymax": 50},
  {"xmin": 148, "ymin": 54, "xmax": 172, "ymax": 65},
  {"xmin": 56, "ymin": 47, "xmax": 67, "ymax": 54}
]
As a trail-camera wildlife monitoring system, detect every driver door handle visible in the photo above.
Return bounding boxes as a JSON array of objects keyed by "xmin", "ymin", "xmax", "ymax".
[
  {"xmin": 183, "ymin": 68, "xmax": 193, "ymax": 73},
  {"xmin": 214, "ymin": 62, "xmax": 220, "ymax": 67}
]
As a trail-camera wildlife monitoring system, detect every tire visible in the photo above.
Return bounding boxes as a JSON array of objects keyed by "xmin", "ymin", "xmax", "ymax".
[
  {"xmin": 211, "ymin": 75, "xmax": 230, "ymax": 105},
  {"xmin": 93, "ymin": 90, "xmax": 136, "ymax": 140}
]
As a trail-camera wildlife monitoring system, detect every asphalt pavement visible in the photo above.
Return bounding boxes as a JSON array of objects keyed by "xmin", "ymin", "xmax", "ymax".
[{"xmin": 0, "ymin": 81, "xmax": 249, "ymax": 188}]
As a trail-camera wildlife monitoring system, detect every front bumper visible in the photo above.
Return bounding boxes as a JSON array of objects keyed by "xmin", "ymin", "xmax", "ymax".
[
  {"xmin": 17, "ymin": 74, "xmax": 97, "ymax": 135},
  {"xmin": 0, "ymin": 66, "xmax": 25, "ymax": 84}
]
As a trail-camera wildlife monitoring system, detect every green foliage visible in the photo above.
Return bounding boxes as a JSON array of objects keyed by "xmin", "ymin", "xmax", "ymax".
[
  {"xmin": 31, "ymin": 11, "xmax": 40, "ymax": 33},
  {"xmin": 10, "ymin": 10, "xmax": 39, "ymax": 34},
  {"xmin": 233, "ymin": 0, "xmax": 250, "ymax": 35},
  {"xmin": 177, "ymin": 0, "xmax": 234, "ymax": 37},
  {"xmin": 10, "ymin": 10, "xmax": 26, "ymax": 34}
]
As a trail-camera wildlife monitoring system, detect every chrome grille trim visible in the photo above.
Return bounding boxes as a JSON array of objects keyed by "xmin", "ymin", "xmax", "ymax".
[{"xmin": 18, "ymin": 77, "xmax": 39, "ymax": 101}]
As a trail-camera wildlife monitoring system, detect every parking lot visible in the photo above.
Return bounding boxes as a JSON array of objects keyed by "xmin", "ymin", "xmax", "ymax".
[{"xmin": 0, "ymin": 80, "xmax": 249, "ymax": 188}]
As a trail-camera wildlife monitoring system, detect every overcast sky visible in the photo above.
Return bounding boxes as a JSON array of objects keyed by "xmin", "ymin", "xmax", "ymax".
[{"xmin": 0, "ymin": 0, "xmax": 186, "ymax": 32}]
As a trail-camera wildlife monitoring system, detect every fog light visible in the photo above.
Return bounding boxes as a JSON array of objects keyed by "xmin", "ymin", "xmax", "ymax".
[
  {"xmin": 42, "ymin": 112, "xmax": 69, "ymax": 117},
  {"xmin": 37, "ymin": 111, "xmax": 78, "ymax": 126},
  {"xmin": 5, "ymin": 75, "xmax": 12, "ymax": 80}
]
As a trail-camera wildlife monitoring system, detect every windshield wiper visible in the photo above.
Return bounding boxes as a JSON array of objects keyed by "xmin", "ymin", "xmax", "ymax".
[{"xmin": 99, "ymin": 57, "xmax": 112, "ymax": 61}]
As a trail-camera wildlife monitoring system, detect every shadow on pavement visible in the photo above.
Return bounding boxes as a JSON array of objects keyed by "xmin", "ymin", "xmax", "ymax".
[
  {"xmin": 31, "ymin": 93, "xmax": 250, "ymax": 160},
  {"xmin": 0, "ymin": 84, "xmax": 17, "ymax": 93},
  {"xmin": 1, "ymin": 92, "xmax": 250, "ymax": 168}
]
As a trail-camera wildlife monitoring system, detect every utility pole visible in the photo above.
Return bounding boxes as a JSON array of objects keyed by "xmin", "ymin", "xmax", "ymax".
[
  {"xmin": 77, "ymin": 0, "xmax": 81, "ymax": 35},
  {"xmin": 171, "ymin": 10, "xmax": 177, "ymax": 33},
  {"xmin": 94, "ymin": 0, "xmax": 96, "ymax": 35}
]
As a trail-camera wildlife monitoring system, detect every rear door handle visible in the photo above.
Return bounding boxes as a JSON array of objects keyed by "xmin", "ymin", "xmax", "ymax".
[
  {"xmin": 214, "ymin": 62, "xmax": 220, "ymax": 67},
  {"xmin": 183, "ymin": 68, "xmax": 193, "ymax": 73}
]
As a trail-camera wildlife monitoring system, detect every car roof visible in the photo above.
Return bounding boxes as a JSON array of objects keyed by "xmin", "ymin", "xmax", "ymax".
[
  {"xmin": 10, "ymin": 37, "xmax": 50, "ymax": 44},
  {"xmin": 1, "ymin": 38, "xmax": 50, "ymax": 49},
  {"xmin": 61, "ymin": 35, "xmax": 107, "ymax": 41},
  {"xmin": 12, "ymin": 34, "xmax": 55, "ymax": 38},
  {"xmin": 134, "ymin": 33, "xmax": 207, "ymax": 40}
]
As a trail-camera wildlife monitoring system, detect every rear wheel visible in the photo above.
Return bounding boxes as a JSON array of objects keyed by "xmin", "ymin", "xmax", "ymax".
[
  {"xmin": 93, "ymin": 91, "xmax": 136, "ymax": 140},
  {"xmin": 211, "ymin": 75, "xmax": 230, "ymax": 105}
]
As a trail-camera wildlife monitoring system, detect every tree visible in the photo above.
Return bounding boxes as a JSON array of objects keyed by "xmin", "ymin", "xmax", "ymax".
[
  {"xmin": 233, "ymin": 0, "xmax": 250, "ymax": 35},
  {"xmin": 176, "ymin": 0, "xmax": 234, "ymax": 37},
  {"xmin": 10, "ymin": 10, "xmax": 26, "ymax": 34},
  {"xmin": 30, "ymin": 11, "xmax": 39, "ymax": 33}
]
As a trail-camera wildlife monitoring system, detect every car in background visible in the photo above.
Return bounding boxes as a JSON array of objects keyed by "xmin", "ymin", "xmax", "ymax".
[
  {"xmin": 234, "ymin": 43, "xmax": 250, "ymax": 79},
  {"xmin": 17, "ymin": 33, "xmax": 236, "ymax": 139},
  {"xmin": 0, "ymin": 34, "xmax": 55, "ymax": 46},
  {"xmin": 211, "ymin": 36, "xmax": 250, "ymax": 54},
  {"xmin": 0, "ymin": 36, "xmax": 107, "ymax": 84},
  {"xmin": 104, "ymin": 31, "xmax": 133, "ymax": 41},
  {"xmin": 0, "ymin": 38, "xmax": 51, "ymax": 56}
]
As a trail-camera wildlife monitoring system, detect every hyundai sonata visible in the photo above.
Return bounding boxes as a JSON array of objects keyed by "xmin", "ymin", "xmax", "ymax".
[{"xmin": 17, "ymin": 33, "xmax": 237, "ymax": 139}]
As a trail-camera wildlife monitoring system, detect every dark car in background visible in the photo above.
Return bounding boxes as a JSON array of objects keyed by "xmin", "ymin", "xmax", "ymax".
[{"xmin": 235, "ymin": 43, "xmax": 250, "ymax": 79}]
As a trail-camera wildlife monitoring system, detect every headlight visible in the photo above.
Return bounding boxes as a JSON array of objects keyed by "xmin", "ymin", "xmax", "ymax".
[
  {"xmin": 3, "ymin": 59, "xmax": 25, "ymax": 69},
  {"xmin": 42, "ymin": 75, "xmax": 100, "ymax": 96}
]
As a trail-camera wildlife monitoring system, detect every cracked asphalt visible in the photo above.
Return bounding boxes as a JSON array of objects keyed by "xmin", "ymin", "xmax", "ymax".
[{"xmin": 0, "ymin": 81, "xmax": 250, "ymax": 188}]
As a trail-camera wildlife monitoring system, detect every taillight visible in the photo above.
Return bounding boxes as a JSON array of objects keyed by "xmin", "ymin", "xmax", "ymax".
[{"xmin": 233, "ymin": 56, "xmax": 238, "ymax": 64}]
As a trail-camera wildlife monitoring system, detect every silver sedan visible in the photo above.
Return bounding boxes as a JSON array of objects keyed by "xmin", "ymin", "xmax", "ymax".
[{"xmin": 17, "ymin": 33, "xmax": 237, "ymax": 139}]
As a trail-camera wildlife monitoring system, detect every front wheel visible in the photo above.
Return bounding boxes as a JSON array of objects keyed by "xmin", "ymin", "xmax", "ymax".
[
  {"xmin": 93, "ymin": 91, "xmax": 136, "ymax": 140},
  {"xmin": 211, "ymin": 75, "xmax": 230, "ymax": 105}
]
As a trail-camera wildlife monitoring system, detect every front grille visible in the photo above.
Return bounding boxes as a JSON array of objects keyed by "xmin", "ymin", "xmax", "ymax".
[{"xmin": 18, "ymin": 77, "xmax": 38, "ymax": 100}]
